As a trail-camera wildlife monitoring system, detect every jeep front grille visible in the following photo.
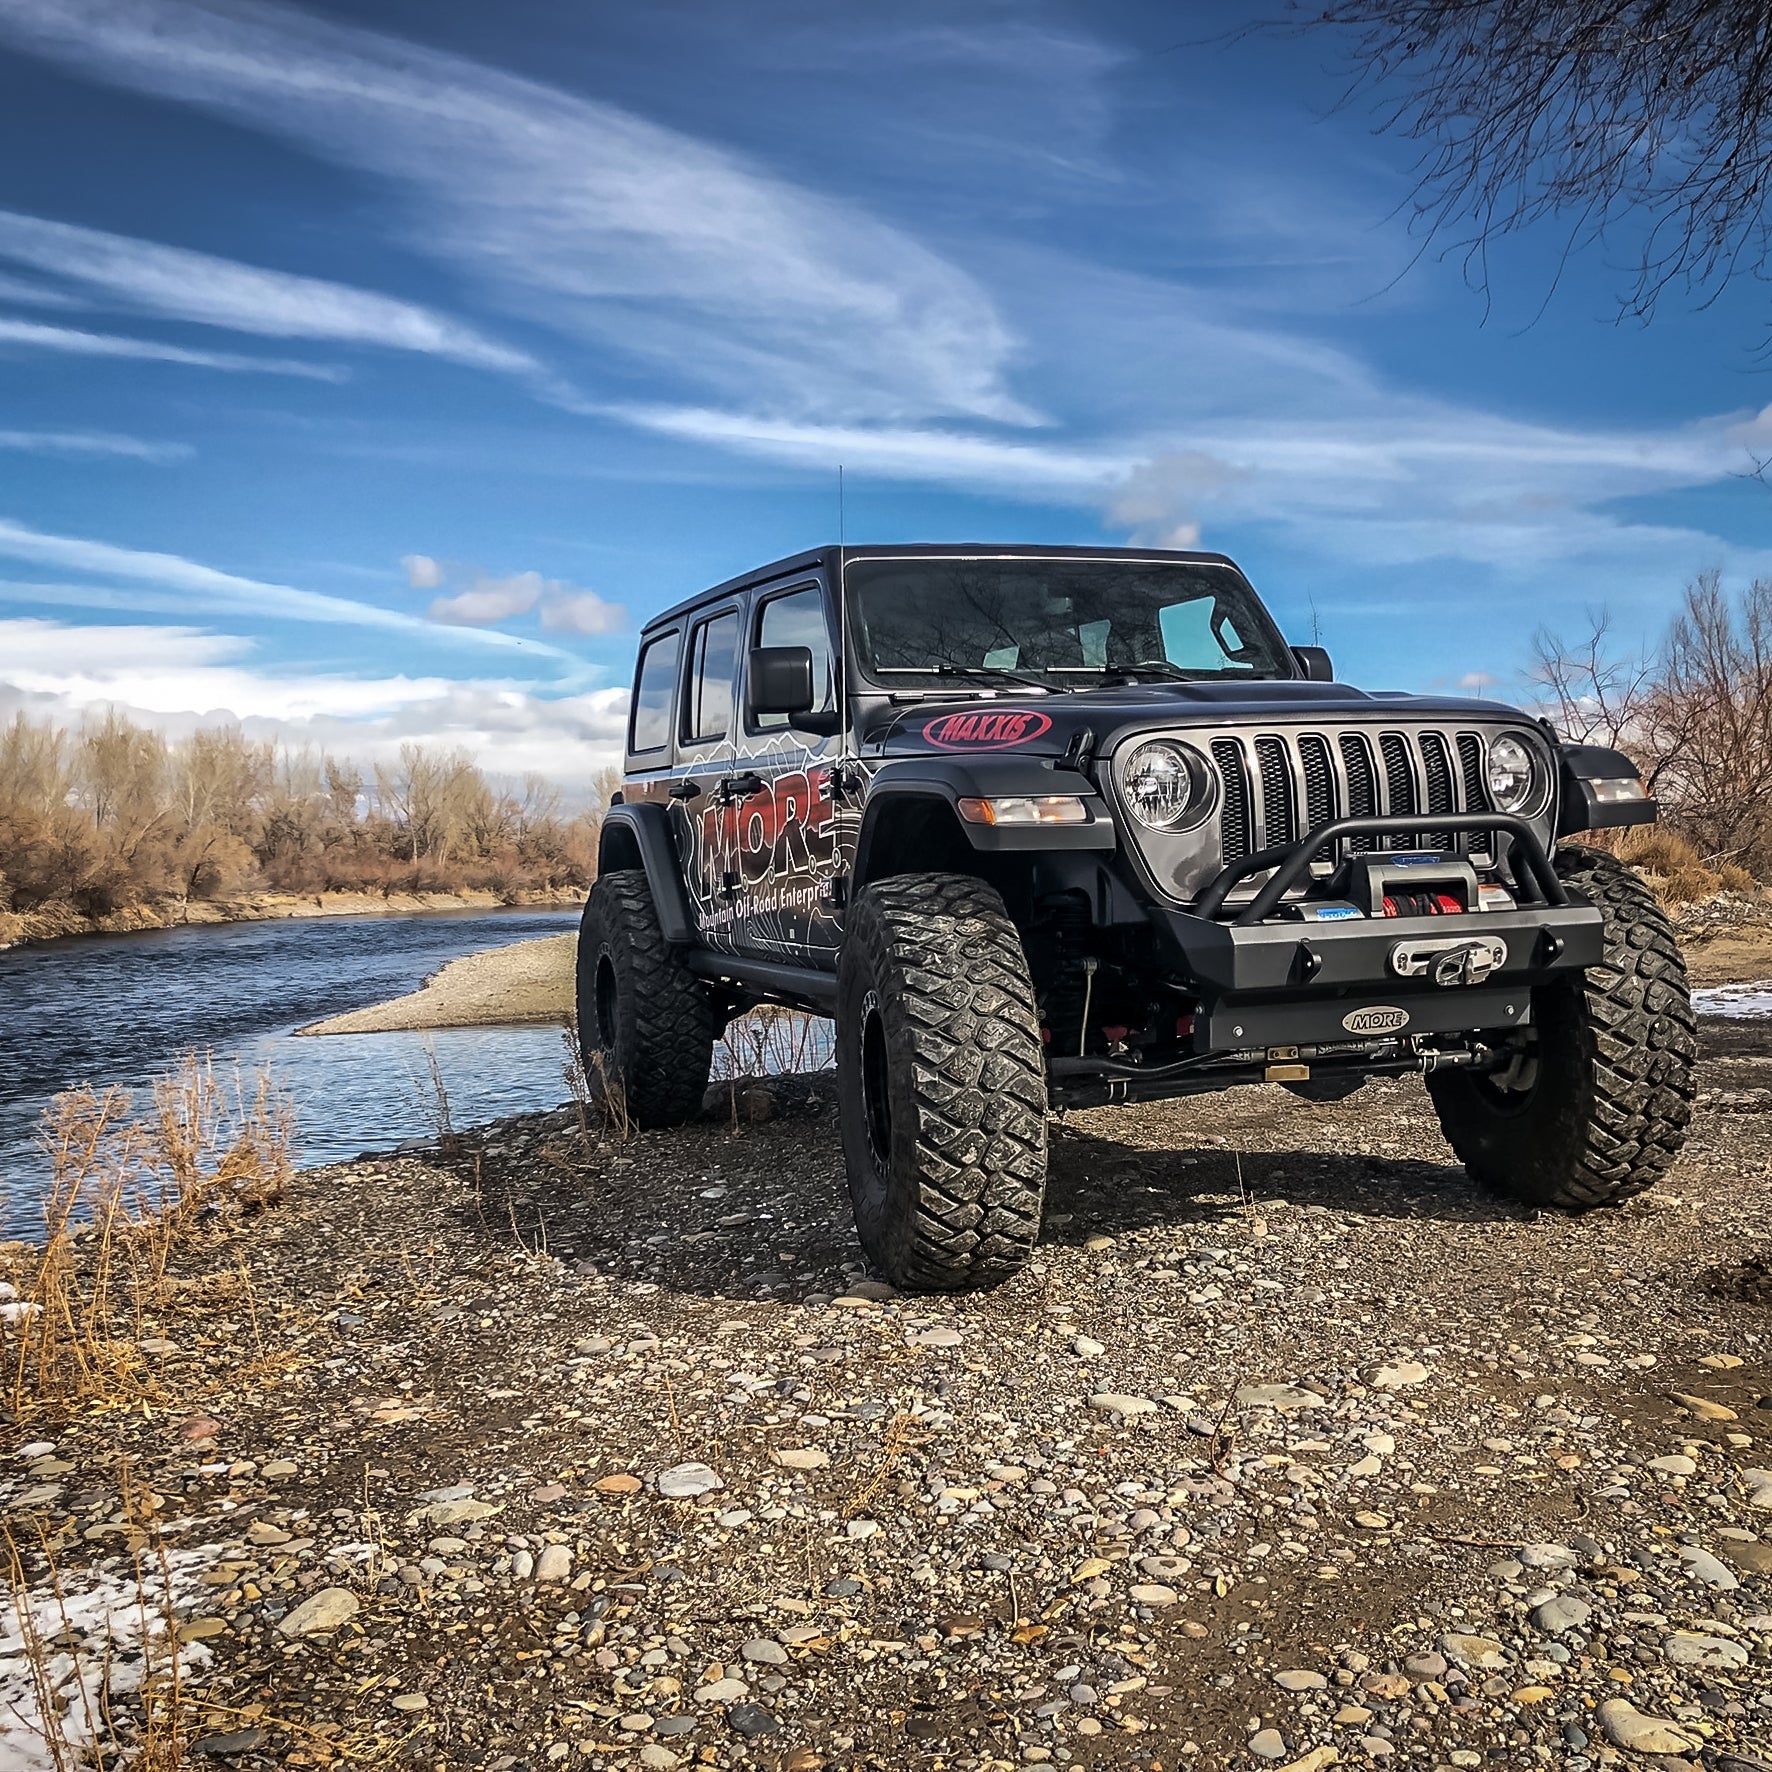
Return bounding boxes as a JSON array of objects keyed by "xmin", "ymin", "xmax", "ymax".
[{"xmin": 1208, "ymin": 725, "xmax": 1498, "ymax": 868}]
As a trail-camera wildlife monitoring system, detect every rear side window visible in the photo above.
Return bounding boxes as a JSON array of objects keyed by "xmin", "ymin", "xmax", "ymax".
[
  {"xmin": 753, "ymin": 585, "xmax": 835, "ymax": 730},
  {"xmin": 629, "ymin": 631, "xmax": 678, "ymax": 754},
  {"xmin": 683, "ymin": 610, "xmax": 739, "ymax": 744}
]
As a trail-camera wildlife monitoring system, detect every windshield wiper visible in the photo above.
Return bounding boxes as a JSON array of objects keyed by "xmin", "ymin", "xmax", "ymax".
[
  {"xmin": 1051, "ymin": 662, "xmax": 1202, "ymax": 685},
  {"xmin": 877, "ymin": 663, "xmax": 1061, "ymax": 693}
]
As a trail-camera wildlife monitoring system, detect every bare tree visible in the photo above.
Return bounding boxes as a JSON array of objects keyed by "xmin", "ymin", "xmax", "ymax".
[{"xmin": 1286, "ymin": 1, "xmax": 1772, "ymax": 327}]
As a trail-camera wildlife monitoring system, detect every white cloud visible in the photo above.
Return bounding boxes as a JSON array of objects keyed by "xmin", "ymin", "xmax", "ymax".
[
  {"xmin": 429, "ymin": 571, "xmax": 544, "ymax": 627},
  {"xmin": 0, "ymin": 618, "xmax": 629, "ymax": 782},
  {"xmin": 0, "ymin": 315, "xmax": 344, "ymax": 379},
  {"xmin": 401, "ymin": 553, "xmax": 443, "ymax": 590},
  {"xmin": 0, "ymin": 267, "xmax": 82, "ymax": 305},
  {"xmin": 539, "ymin": 590, "xmax": 625, "ymax": 636},
  {"xmin": 0, "ymin": 209, "xmax": 536, "ymax": 373},
  {"xmin": 0, "ymin": 429, "xmax": 191, "ymax": 461},
  {"xmin": 0, "ymin": 518, "xmax": 572, "ymax": 658},
  {"xmin": 424, "ymin": 567, "xmax": 627, "ymax": 636},
  {"xmin": 0, "ymin": 0, "xmax": 1029, "ymax": 426}
]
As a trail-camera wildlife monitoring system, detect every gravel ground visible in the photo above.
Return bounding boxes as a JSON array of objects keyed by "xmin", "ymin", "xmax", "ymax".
[
  {"xmin": 298, "ymin": 933, "xmax": 577, "ymax": 1036},
  {"xmin": 6, "ymin": 1023, "xmax": 1772, "ymax": 1771}
]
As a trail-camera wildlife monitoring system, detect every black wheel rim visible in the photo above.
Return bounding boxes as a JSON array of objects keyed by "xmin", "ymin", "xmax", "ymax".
[
  {"xmin": 859, "ymin": 990, "xmax": 893, "ymax": 1167},
  {"xmin": 594, "ymin": 953, "xmax": 620, "ymax": 1050}
]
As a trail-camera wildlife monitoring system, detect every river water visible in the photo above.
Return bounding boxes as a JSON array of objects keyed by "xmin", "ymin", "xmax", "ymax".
[{"xmin": 0, "ymin": 907, "xmax": 583, "ymax": 1224}]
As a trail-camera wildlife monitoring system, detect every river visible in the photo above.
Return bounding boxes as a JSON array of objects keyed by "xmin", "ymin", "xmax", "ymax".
[{"xmin": 0, "ymin": 907, "xmax": 583, "ymax": 1224}]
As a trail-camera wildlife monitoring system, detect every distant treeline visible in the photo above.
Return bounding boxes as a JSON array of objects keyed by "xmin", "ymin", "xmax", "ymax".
[{"xmin": 0, "ymin": 710, "xmax": 615, "ymax": 924}]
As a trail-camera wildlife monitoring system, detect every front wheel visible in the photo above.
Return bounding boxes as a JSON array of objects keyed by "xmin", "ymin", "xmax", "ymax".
[
  {"xmin": 836, "ymin": 873, "xmax": 1048, "ymax": 1291},
  {"xmin": 576, "ymin": 870, "xmax": 714, "ymax": 1128},
  {"xmin": 1427, "ymin": 845, "xmax": 1696, "ymax": 1209}
]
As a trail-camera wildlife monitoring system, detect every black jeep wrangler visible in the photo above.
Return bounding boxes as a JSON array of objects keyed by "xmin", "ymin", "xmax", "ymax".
[{"xmin": 580, "ymin": 545, "xmax": 1695, "ymax": 1291}]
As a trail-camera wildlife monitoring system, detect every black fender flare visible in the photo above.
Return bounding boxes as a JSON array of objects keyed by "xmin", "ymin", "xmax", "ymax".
[
  {"xmin": 1556, "ymin": 743, "xmax": 1657, "ymax": 837},
  {"xmin": 853, "ymin": 757, "xmax": 1114, "ymax": 883},
  {"xmin": 598, "ymin": 802, "xmax": 697, "ymax": 943}
]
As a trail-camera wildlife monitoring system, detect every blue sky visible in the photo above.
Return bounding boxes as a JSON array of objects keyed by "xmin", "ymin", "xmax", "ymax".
[{"xmin": 0, "ymin": 0, "xmax": 1768, "ymax": 783}]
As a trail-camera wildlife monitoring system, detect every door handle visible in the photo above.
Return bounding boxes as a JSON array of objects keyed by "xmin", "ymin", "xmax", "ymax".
[
  {"xmin": 718, "ymin": 772, "xmax": 766, "ymax": 803},
  {"xmin": 669, "ymin": 779, "xmax": 703, "ymax": 800}
]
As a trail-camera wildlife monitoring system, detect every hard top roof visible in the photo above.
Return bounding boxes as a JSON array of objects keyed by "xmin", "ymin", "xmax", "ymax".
[{"xmin": 639, "ymin": 542, "xmax": 1243, "ymax": 634}]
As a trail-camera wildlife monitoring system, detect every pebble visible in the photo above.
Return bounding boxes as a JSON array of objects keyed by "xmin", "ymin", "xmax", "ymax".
[
  {"xmin": 1072, "ymin": 1336, "xmax": 1106, "ymax": 1358},
  {"xmin": 774, "ymin": 1448, "xmax": 829, "ymax": 1470},
  {"xmin": 278, "ymin": 1587, "xmax": 359, "ymax": 1637},
  {"xmin": 656, "ymin": 1462, "xmax": 723, "ymax": 1499},
  {"xmin": 1273, "ymin": 1669, "xmax": 1326, "ymax": 1691},
  {"xmin": 1596, "ymin": 1698, "xmax": 1699, "ymax": 1754},
  {"xmin": 534, "ymin": 1544, "xmax": 572, "ymax": 1584},
  {"xmin": 1371, "ymin": 1360, "xmax": 1429, "ymax": 1388},
  {"xmin": 595, "ymin": 1473, "xmax": 642, "ymax": 1494},
  {"xmin": 1088, "ymin": 1392, "xmax": 1157, "ymax": 1418},
  {"xmin": 911, "ymin": 1327, "xmax": 962, "ymax": 1348},
  {"xmin": 1235, "ymin": 1383, "xmax": 1325, "ymax": 1413},
  {"xmin": 1663, "ymin": 1631, "xmax": 1750, "ymax": 1669},
  {"xmin": 1677, "ymin": 1543, "xmax": 1739, "ymax": 1589},
  {"xmin": 390, "ymin": 1693, "xmax": 429, "ymax": 1713},
  {"xmin": 1531, "ymin": 1596, "xmax": 1591, "ymax": 1634},
  {"xmin": 725, "ymin": 1705, "xmax": 777, "ymax": 1738},
  {"xmin": 1439, "ymin": 1632, "xmax": 1507, "ymax": 1669},
  {"xmin": 1518, "ymin": 1543, "xmax": 1576, "ymax": 1569},
  {"xmin": 693, "ymin": 1678, "xmax": 748, "ymax": 1702},
  {"xmin": 1248, "ymin": 1728, "xmax": 1289, "ymax": 1761},
  {"xmin": 741, "ymin": 1639, "xmax": 789, "ymax": 1665},
  {"xmin": 1129, "ymin": 1583, "xmax": 1179, "ymax": 1606},
  {"xmin": 1648, "ymin": 1454, "xmax": 1697, "ymax": 1476}
]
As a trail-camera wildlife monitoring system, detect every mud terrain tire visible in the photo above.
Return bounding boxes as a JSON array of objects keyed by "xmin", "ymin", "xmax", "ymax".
[
  {"xmin": 1427, "ymin": 844, "xmax": 1695, "ymax": 1209},
  {"xmin": 837, "ymin": 873, "xmax": 1047, "ymax": 1291},
  {"xmin": 577, "ymin": 869, "xmax": 714, "ymax": 1128}
]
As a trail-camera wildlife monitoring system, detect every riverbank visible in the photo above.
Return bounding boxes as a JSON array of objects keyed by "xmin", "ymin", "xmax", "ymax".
[
  {"xmin": 0, "ymin": 884, "xmax": 587, "ymax": 950},
  {"xmin": 299, "ymin": 931, "xmax": 577, "ymax": 1035},
  {"xmin": 5, "ymin": 1047, "xmax": 1770, "ymax": 1769}
]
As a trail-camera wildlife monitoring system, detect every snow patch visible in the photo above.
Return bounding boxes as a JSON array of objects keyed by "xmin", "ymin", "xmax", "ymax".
[{"xmin": 1692, "ymin": 980, "xmax": 1772, "ymax": 1018}]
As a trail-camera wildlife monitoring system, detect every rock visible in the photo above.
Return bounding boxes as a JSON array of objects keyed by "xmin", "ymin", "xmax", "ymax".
[
  {"xmin": 1648, "ymin": 1454, "xmax": 1697, "ymax": 1476},
  {"xmin": 639, "ymin": 1750, "xmax": 681, "ymax": 1771},
  {"xmin": 1352, "ymin": 1512, "xmax": 1388, "ymax": 1530},
  {"xmin": 1664, "ymin": 1631, "xmax": 1750, "ymax": 1670},
  {"xmin": 1362, "ymin": 1673, "xmax": 1410, "ymax": 1700},
  {"xmin": 177, "ymin": 1617, "xmax": 229, "ymax": 1642},
  {"xmin": 742, "ymin": 1638, "xmax": 789, "ymax": 1665},
  {"xmin": 725, "ymin": 1705, "xmax": 777, "ymax": 1738},
  {"xmin": 391, "ymin": 1693, "xmax": 429, "ymax": 1712},
  {"xmin": 1273, "ymin": 1670, "xmax": 1327, "ymax": 1691},
  {"xmin": 191, "ymin": 1729, "xmax": 266, "ymax": 1755},
  {"xmin": 1531, "ymin": 1597, "xmax": 1591, "ymax": 1634},
  {"xmin": 245, "ymin": 1521, "xmax": 290, "ymax": 1546},
  {"xmin": 1236, "ymin": 1384, "xmax": 1326, "ymax": 1413},
  {"xmin": 595, "ymin": 1473, "xmax": 642, "ymax": 1494},
  {"xmin": 1678, "ymin": 1544, "xmax": 1739, "ymax": 1589},
  {"xmin": 530, "ymin": 1483, "xmax": 568, "ymax": 1503},
  {"xmin": 1088, "ymin": 1393, "xmax": 1157, "ymax": 1418},
  {"xmin": 181, "ymin": 1415, "xmax": 221, "ymax": 1441},
  {"xmin": 1518, "ymin": 1543, "xmax": 1576, "ymax": 1569},
  {"xmin": 1371, "ymin": 1361, "xmax": 1429, "ymax": 1389},
  {"xmin": 535, "ymin": 1544, "xmax": 572, "ymax": 1584},
  {"xmin": 1249, "ymin": 1728, "xmax": 1289, "ymax": 1761},
  {"xmin": 1073, "ymin": 1336, "xmax": 1106, "ymax": 1358},
  {"xmin": 911, "ymin": 1327, "xmax": 962, "ymax": 1348},
  {"xmin": 1439, "ymin": 1633, "xmax": 1508, "ymax": 1670},
  {"xmin": 424, "ymin": 1498, "xmax": 500, "ymax": 1526},
  {"xmin": 1671, "ymin": 1391, "xmax": 1738, "ymax": 1420},
  {"xmin": 656, "ymin": 1462, "xmax": 723, "ymax": 1499},
  {"xmin": 1273, "ymin": 1752, "xmax": 1338, "ymax": 1772},
  {"xmin": 1721, "ymin": 1539, "xmax": 1772, "ymax": 1575},
  {"xmin": 1084, "ymin": 1234, "xmax": 1115, "ymax": 1252},
  {"xmin": 260, "ymin": 1460, "xmax": 298, "ymax": 1479},
  {"xmin": 773, "ymin": 1448, "xmax": 830, "ymax": 1471},
  {"xmin": 1130, "ymin": 1584, "xmax": 1179, "ymax": 1606},
  {"xmin": 693, "ymin": 1678, "xmax": 748, "ymax": 1703},
  {"xmin": 1402, "ymin": 1652, "xmax": 1447, "ymax": 1680},
  {"xmin": 278, "ymin": 1586, "xmax": 360, "ymax": 1637},
  {"xmin": 1746, "ymin": 1468, "xmax": 1772, "ymax": 1509},
  {"xmin": 1346, "ymin": 1455, "xmax": 1382, "ymax": 1478},
  {"xmin": 1596, "ymin": 1699, "xmax": 1699, "ymax": 1755}
]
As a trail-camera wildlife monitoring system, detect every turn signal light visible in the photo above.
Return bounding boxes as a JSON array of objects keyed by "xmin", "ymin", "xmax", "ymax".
[
  {"xmin": 1590, "ymin": 776, "xmax": 1648, "ymax": 804},
  {"xmin": 955, "ymin": 795, "xmax": 1090, "ymax": 826}
]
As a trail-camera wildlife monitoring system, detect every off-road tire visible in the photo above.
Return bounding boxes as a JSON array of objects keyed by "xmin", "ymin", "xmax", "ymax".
[
  {"xmin": 837, "ymin": 873, "xmax": 1047, "ymax": 1291},
  {"xmin": 1427, "ymin": 844, "xmax": 1695, "ymax": 1209},
  {"xmin": 576, "ymin": 869, "xmax": 714, "ymax": 1129}
]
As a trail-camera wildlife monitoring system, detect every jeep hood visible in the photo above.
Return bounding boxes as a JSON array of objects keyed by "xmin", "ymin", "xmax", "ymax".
[{"xmin": 866, "ymin": 681, "xmax": 1533, "ymax": 759}]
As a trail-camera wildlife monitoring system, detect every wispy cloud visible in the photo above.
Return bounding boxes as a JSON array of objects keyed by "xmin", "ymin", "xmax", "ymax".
[
  {"xmin": 0, "ymin": 429, "xmax": 192, "ymax": 462},
  {"xmin": 0, "ymin": 268, "xmax": 82, "ymax": 306},
  {"xmin": 0, "ymin": 0, "xmax": 1029, "ymax": 425},
  {"xmin": 0, "ymin": 209, "xmax": 537, "ymax": 372},
  {"xmin": 0, "ymin": 519, "xmax": 573, "ymax": 658},
  {"xmin": 0, "ymin": 316, "xmax": 344, "ymax": 379}
]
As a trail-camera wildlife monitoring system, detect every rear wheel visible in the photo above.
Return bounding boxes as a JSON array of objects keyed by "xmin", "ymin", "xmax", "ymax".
[
  {"xmin": 837, "ymin": 873, "xmax": 1047, "ymax": 1291},
  {"xmin": 1427, "ymin": 845, "xmax": 1695, "ymax": 1209},
  {"xmin": 576, "ymin": 870, "xmax": 714, "ymax": 1128}
]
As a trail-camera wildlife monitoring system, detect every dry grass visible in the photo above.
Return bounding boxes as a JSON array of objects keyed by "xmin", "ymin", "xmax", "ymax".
[
  {"xmin": 1, "ymin": 1052, "xmax": 294, "ymax": 1415},
  {"xmin": 1612, "ymin": 826, "xmax": 1759, "ymax": 905}
]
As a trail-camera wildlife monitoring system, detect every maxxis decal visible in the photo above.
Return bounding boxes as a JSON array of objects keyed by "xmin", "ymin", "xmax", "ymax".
[{"xmin": 921, "ymin": 709, "xmax": 1053, "ymax": 750}]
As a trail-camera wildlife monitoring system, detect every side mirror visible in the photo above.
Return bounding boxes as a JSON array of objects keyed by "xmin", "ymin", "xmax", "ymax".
[
  {"xmin": 747, "ymin": 645, "xmax": 815, "ymax": 717},
  {"xmin": 1292, "ymin": 645, "xmax": 1333, "ymax": 682}
]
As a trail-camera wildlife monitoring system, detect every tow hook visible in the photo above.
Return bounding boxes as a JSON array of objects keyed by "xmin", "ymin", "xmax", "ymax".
[{"xmin": 1388, "ymin": 935, "xmax": 1507, "ymax": 987}]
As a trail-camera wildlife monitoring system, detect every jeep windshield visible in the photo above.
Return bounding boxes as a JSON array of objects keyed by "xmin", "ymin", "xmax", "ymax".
[{"xmin": 845, "ymin": 557, "xmax": 1293, "ymax": 691}]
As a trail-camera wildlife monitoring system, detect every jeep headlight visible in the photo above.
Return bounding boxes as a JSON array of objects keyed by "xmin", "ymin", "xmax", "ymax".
[
  {"xmin": 1120, "ymin": 740, "xmax": 1212, "ymax": 831},
  {"xmin": 1486, "ymin": 734, "xmax": 1542, "ymax": 813}
]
